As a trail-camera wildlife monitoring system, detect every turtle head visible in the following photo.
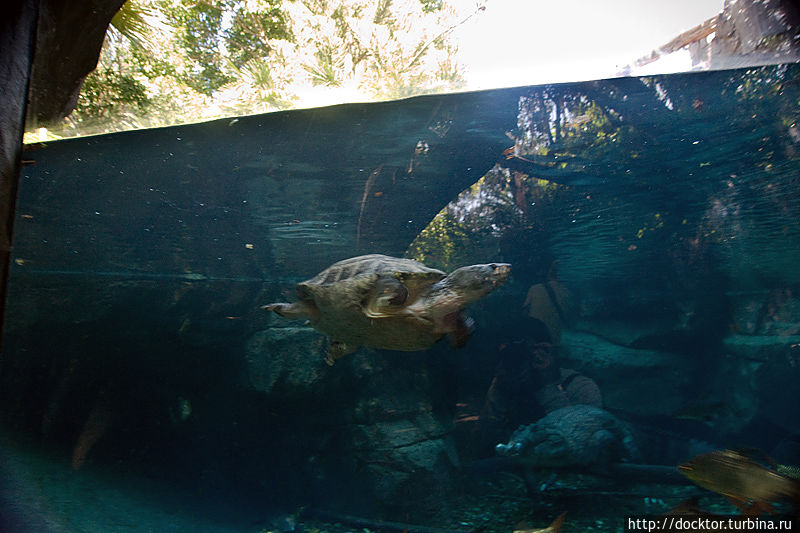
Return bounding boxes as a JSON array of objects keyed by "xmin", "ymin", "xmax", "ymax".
[{"xmin": 440, "ymin": 262, "xmax": 511, "ymax": 303}]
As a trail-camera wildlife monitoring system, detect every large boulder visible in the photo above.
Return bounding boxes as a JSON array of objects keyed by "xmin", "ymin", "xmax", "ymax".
[
  {"xmin": 560, "ymin": 330, "xmax": 693, "ymax": 416},
  {"xmin": 243, "ymin": 324, "xmax": 459, "ymax": 518},
  {"xmin": 729, "ymin": 289, "xmax": 800, "ymax": 337},
  {"xmin": 755, "ymin": 343, "xmax": 800, "ymax": 435},
  {"xmin": 244, "ymin": 325, "xmax": 329, "ymax": 398},
  {"xmin": 719, "ymin": 287, "xmax": 800, "ymax": 435}
]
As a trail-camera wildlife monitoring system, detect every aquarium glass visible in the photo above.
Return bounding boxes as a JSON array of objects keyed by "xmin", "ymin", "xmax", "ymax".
[{"xmin": 2, "ymin": 64, "xmax": 800, "ymax": 532}]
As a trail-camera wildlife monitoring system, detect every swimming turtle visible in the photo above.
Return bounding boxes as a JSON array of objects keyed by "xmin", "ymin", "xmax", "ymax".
[{"xmin": 262, "ymin": 254, "xmax": 511, "ymax": 364}]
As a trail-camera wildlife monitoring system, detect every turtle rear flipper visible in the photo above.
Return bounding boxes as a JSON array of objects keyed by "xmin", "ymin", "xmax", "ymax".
[{"xmin": 262, "ymin": 301, "xmax": 319, "ymax": 321}]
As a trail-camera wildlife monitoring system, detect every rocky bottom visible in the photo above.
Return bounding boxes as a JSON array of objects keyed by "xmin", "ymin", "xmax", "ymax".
[
  {"xmin": 286, "ymin": 474, "xmax": 748, "ymax": 533},
  {"xmin": 1, "ymin": 430, "xmax": 793, "ymax": 533}
]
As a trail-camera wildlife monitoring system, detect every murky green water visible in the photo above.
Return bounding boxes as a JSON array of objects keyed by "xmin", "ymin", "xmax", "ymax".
[{"xmin": 2, "ymin": 64, "xmax": 799, "ymax": 532}]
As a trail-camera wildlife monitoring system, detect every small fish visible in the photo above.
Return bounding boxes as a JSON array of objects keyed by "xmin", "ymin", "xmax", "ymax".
[
  {"xmin": 513, "ymin": 512, "xmax": 566, "ymax": 533},
  {"xmin": 678, "ymin": 449, "xmax": 800, "ymax": 514}
]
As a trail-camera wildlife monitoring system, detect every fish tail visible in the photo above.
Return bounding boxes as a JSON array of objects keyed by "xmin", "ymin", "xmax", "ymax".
[
  {"xmin": 792, "ymin": 479, "xmax": 800, "ymax": 523},
  {"xmin": 551, "ymin": 512, "xmax": 567, "ymax": 533}
]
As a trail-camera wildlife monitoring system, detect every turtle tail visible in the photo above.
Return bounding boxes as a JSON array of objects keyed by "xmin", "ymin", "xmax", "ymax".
[{"xmin": 261, "ymin": 302, "xmax": 317, "ymax": 321}]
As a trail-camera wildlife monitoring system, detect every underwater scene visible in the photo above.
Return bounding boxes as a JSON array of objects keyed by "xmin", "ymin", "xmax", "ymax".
[{"xmin": 2, "ymin": 63, "xmax": 800, "ymax": 532}]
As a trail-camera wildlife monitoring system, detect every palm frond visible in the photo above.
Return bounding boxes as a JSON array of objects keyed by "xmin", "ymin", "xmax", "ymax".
[{"xmin": 110, "ymin": 0, "xmax": 159, "ymax": 52}]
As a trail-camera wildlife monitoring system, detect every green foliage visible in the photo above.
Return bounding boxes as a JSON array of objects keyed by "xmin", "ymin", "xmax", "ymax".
[
  {"xmin": 418, "ymin": 0, "xmax": 443, "ymax": 13},
  {"xmin": 37, "ymin": 0, "xmax": 471, "ymax": 138},
  {"xmin": 373, "ymin": 0, "xmax": 393, "ymax": 24},
  {"xmin": 226, "ymin": 2, "xmax": 293, "ymax": 66},
  {"xmin": 301, "ymin": 0, "xmax": 330, "ymax": 16},
  {"xmin": 129, "ymin": 46, "xmax": 177, "ymax": 80},
  {"xmin": 229, "ymin": 57, "xmax": 295, "ymax": 110},
  {"xmin": 157, "ymin": 0, "xmax": 292, "ymax": 96},
  {"xmin": 303, "ymin": 44, "xmax": 344, "ymax": 87},
  {"xmin": 168, "ymin": 0, "xmax": 232, "ymax": 95},
  {"xmin": 406, "ymin": 209, "xmax": 475, "ymax": 270},
  {"xmin": 73, "ymin": 67, "xmax": 150, "ymax": 123},
  {"xmin": 372, "ymin": 0, "xmax": 393, "ymax": 25},
  {"xmin": 289, "ymin": 0, "xmax": 468, "ymax": 99},
  {"xmin": 110, "ymin": 1, "xmax": 158, "ymax": 51}
]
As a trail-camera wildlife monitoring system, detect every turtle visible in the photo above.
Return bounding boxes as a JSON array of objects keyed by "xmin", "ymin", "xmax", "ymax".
[
  {"xmin": 262, "ymin": 254, "xmax": 511, "ymax": 364},
  {"xmin": 495, "ymin": 405, "xmax": 640, "ymax": 470}
]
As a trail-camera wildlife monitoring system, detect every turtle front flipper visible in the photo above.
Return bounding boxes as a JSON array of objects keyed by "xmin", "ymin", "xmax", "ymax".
[
  {"xmin": 363, "ymin": 277, "xmax": 408, "ymax": 318},
  {"xmin": 442, "ymin": 312, "xmax": 475, "ymax": 348},
  {"xmin": 325, "ymin": 340, "xmax": 359, "ymax": 365},
  {"xmin": 261, "ymin": 301, "xmax": 319, "ymax": 321}
]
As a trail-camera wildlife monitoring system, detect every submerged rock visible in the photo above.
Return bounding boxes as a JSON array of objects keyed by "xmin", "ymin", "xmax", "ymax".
[
  {"xmin": 755, "ymin": 343, "xmax": 800, "ymax": 434},
  {"xmin": 244, "ymin": 325, "xmax": 329, "ymax": 397},
  {"xmin": 560, "ymin": 330, "xmax": 692, "ymax": 416},
  {"xmin": 730, "ymin": 289, "xmax": 800, "ymax": 337},
  {"xmin": 723, "ymin": 334, "xmax": 800, "ymax": 361},
  {"xmin": 244, "ymin": 325, "xmax": 458, "ymax": 518}
]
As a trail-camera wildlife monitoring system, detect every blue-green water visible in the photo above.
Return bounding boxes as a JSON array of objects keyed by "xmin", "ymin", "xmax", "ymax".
[{"xmin": 2, "ymin": 64, "xmax": 800, "ymax": 532}]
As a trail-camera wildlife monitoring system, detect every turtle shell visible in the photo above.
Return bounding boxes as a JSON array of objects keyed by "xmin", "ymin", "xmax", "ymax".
[{"xmin": 296, "ymin": 254, "xmax": 445, "ymax": 308}]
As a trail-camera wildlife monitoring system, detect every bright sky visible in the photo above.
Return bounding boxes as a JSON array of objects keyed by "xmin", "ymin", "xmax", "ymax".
[
  {"xmin": 234, "ymin": 0, "xmax": 726, "ymax": 111},
  {"xmin": 453, "ymin": 0, "xmax": 725, "ymax": 89}
]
